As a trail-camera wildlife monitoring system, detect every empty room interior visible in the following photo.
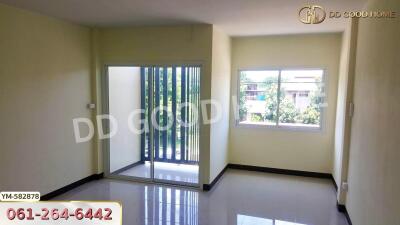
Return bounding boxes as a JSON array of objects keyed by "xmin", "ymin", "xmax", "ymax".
[{"xmin": 0, "ymin": 0, "xmax": 399, "ymax": 225}]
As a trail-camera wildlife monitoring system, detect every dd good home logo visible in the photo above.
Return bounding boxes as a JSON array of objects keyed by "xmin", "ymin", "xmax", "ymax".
[{"xmin": 298, "ymin": 5, "xmax": 326, "ymax": 24}]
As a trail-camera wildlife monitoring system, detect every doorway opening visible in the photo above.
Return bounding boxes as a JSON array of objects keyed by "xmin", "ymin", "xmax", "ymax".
[{"xmin": 106, "ymin": 65, "xmax": 201, "ymax": 186}]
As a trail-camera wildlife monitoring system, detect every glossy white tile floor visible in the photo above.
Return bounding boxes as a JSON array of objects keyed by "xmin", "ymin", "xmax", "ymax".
[
  {"xmin": 54, "ymin": 170, "xmax": 348, "ymax": 225},
  {"xmin": 117, "ymin": 161, "xmax": 199, "ymax": 184}
]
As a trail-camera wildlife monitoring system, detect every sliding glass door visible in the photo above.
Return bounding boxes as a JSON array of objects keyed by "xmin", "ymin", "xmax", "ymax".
[
  {"xmin": 107, "ymin": 66, "xmax": 151, "ymax": 180},
  {"xmin": 106, "ymin": 65, "xmax": 200, "ymax": 186},
  {"xmin": 151, "ymin": 66, "xmax": 200, "ymax": 185}
]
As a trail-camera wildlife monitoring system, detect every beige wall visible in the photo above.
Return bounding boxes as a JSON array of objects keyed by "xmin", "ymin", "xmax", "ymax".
[
  {"xmin": 209, "ymin": 27, "xmax": 231, "ymax": 181},
  {"xmin": 346, "ymin": 0, "xmax": 400, "ymax": 224},
  {"xmin": 333, "ymin": 27, "xmax": 350, "ymax": 190},
  {"xmin": 95, "ymin": 25, "xmax": 214, "ymax": 185},
  {"xmin": 0, "ymin": 4, "xmax": 93, "ymax": 194},
  {"xmin": 229, "ymin": 34, "xmax": 341, "ymax": 173},
  {"xmin": 333, "ymin": 18, "xmax": 358, "ymax": 204},
  {"xmin": 108, "ymin": 67, "xmax": 141, "ymax": 173}
]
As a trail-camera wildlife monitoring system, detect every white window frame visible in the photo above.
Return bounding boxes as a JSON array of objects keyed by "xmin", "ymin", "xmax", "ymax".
[{"xmin": 235, "ymin": 67, "xmax": 327, "ymax": 132}]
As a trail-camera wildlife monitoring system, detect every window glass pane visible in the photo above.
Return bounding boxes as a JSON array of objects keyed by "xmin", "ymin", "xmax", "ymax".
[
  {"xmin": 239, "ymin": 70, "xmax": 279, "ymax": 125},
  {"xmin": 278, "ymin": 70, "xmax": 324, "ymax": 128},
  {"xmin": 281, "ymin": 69, "xmax": 323, "ymax": 82}
]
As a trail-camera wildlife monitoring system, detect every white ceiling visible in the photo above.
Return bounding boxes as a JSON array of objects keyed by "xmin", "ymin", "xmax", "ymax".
[{"xmin": 0, "ymin": 0, "xmax": 367, "ymax": 36}]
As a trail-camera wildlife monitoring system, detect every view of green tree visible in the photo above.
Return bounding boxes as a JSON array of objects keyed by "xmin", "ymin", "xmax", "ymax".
[
  {"xmin": 239, "ymin": 74, "xmax": 250, "ymax": 121},
  {"xmin": 239, "ymin": 84, "xmax": 248, "ymax": 121},
  {"xmin": 251, "ymin": 113, "xmax": 263, "ymax": 122},
  {"xmin": 264, "ymin": 82, "xmax": 278, "ymax": 122},
  {"xmin": 278, "ymin": 97, "xmax": 299, "ymax": 123},
  {"xmin": 298, "ymin": 92, "xmax": 321, "ymax": 124}
]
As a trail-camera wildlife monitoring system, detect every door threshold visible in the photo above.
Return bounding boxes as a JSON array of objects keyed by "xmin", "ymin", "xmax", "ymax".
[{"xmin": 104, "ymin": 174, "xmax": 201, "ymax": 190}]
